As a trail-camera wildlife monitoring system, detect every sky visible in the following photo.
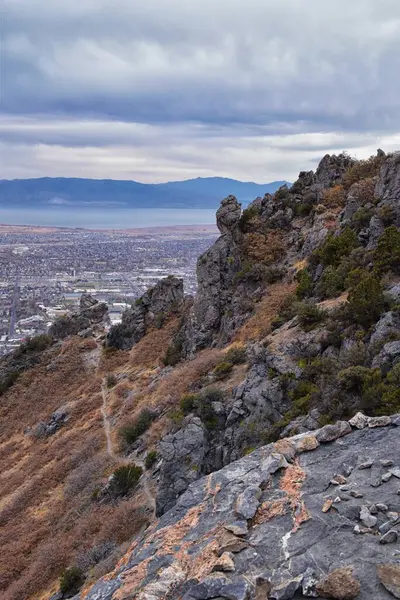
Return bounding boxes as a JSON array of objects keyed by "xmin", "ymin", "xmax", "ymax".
[{"xmin": 1, "ymin": 0, "xmax": 400, "ymax": 183}]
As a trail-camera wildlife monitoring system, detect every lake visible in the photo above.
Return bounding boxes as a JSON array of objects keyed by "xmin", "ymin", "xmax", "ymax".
[{"xmin": 0, "ymin": 207, "xmax": 217, "ymax": 229}]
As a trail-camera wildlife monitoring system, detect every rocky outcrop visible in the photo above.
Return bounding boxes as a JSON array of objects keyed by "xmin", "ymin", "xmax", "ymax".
[
  {"xmin": 156, "ymin": 416, "xmax": 208, "ymax": 516},
  {"xmin": 78, "ymin": 416, "xmax": 400, "ymax": 600},
  {"xmin": 181, "ymin": 196, "xmax": 246, "ymax": 355},
  {"xmin": 49, "ymin": 293, "xmax": 108, "ymax": 340},
  {"xmin": 315, "ymin": 153, "xmax": 356, "ymax": 188},
  {"xmin": 107, "ymin": 276, "xmax": 184, "ymax": 350}
]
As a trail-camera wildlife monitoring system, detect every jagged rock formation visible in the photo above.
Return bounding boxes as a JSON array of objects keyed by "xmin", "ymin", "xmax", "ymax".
[
  {"xmin": 79, "ymin": 415, "xmax": 400, "ymax": 600},
  {"xmin": 49, "ymin": 293, "xmax": 109, "ymax": 340},
  {"xmin": 181, "ymin": 196, "xmax": 245, "ymax": 355},
  {"xmin": 107, "ymin": 276, "xmax": 184, "ymax": 350}
]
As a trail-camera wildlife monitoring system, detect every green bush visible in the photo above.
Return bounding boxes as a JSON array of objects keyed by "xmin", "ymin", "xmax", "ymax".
[
  {"xmin": 239, "ymin": 205, "xmax": 259, "ymax": 232},
  {"xmin": 315, "ymin": 266, "xmax": 344, "ymax": 299},
  {"xmin": 59, "ymin": 566, "xmax": 84, "ymax": 595},
  {"xmin": 373, "ymin": 226, "xmax": 400, "ymax": 274},
  {"xmin": 351, "ymin": 207, "xmax": 374, "ymax": 230},
  {"xmin": 271, "ymin": 294, "xmax": 298, "ymax": 330},
  {"xmin": 297, "ymin": 302, "xmax": 327, "ymax": 331},
  {"xmin": 109, "ymin": 464, "xmax": 143, "ymax": 497},
  {"xmin": 347, "ymin": 273, "xmax": 385, "ymax": 327},
  {"xmin": 378, "ymin": 204, "xmax": 396, "ymax": 226},
  {"xmin": 337, "ymin": 366, "xmax": 381, "ymax": 393},
  {"xmin": 163, "ymin": 335, "xmax": 183, "ymax": 366},
  {"xmin": 225, "ymin": 346, "xmax": 247, "ymax": 365},
  {"xmin": 145, "ymin": 450, "xmax": 158, "ymax": 470},
  {"xmin": 154, "ymin": 312, "xmax": 165, "ymax": 329},
  {"xmin": 180, "ymin": 393, "xmax": 200, "ymax": 415},
  {"xmin": 312, "ymin": 228, "xmax": 359, "ymax": 268},
  {"xmin": 295, "ymin": 268, "xmax": 313, "ymax": 299},
  {"xmin": 196, "ymin": 387, "xmax": 224, "ymax": 429},
  {"xmin": 119, "ymin": 408, "xmax": 154, "ymax": 446},
  {"xmin": 213, "ymin": 361, "xmax": 233, "ymax": 380}
]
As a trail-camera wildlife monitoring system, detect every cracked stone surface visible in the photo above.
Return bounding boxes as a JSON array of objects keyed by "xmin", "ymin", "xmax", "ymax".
[{"xmin": 78, "ymin": 420, "xmax": 400, "ymax": 600}]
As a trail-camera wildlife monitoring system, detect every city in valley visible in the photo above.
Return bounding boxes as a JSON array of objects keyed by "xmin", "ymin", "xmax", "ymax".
[{"xmin": 0, "ymin": 223, "xmax": 217, "ymax": 355}]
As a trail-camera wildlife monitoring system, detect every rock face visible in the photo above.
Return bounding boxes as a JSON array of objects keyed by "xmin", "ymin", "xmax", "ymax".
[
  {"xmin": 156, "ymin": 416, "xmax": 208, "ymax": 516},
  {"xmin": 107, "ymin": 276, "xmax": 184, "ymax": 350},
  {"xmin": 78, "ymin": 420, "xmax": 400, "ymax": 600},
  {"xmin": 182, "ymin": 196, "xmax": 246, "ymax": 355},
  {"xmin": 49, "ymin": 293, "xmax": 108, "ymax": 340}
]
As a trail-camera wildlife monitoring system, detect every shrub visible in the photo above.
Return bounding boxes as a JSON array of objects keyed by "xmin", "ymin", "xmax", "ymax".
[
  {"xmin": 297, "ymin": 302, "xmax": 327, "ymax": 331},
  {"xmin": 163, "ymin": 334, "xmax": 183, "ymax": 366},
  {"xmin": 109, "ymin": 464, "xmax": 143, "ymax": 497},
  {"xmin": 378, "ymin": 204, "xmax": 396, "ymax": 225},
  {"xmin": 145, "ymin": 450, "xmax": 158, "ymax": 470},
  {"xmin": 373, "ymin": 226, "xmax": 400, "ymax": 274},
  {"xmin": 154, "ymin": 312, "xmax": 165, "ymax": 329},
  {"xmin": 225, "ymin": 345, "xmax": 247, "ymax": 365},
  {"xmin": 239, "ymin": 205, "xmax": 259, "ymax": 233},
  {"xmin": 271, "ymin": 294, "xmax": 298, "ymax": 330},
  {"xmin": 350, "ymin": 177, "xmax": 376, "ymax": 205},
  {"xmin": 59, "ymin": 566, "xmax": 84, "ymax": 595},
  {"xmin": 196, "ymin": 387, "xmax": 224, "ymax": 429},
  {"xmin": 312, "ymin": 228, "xmax": 359, "ymax": 268},
  {"xmin": 76, "ymin": 541, "xmax": 116, "ymax": 573},
  {"xmin": 295, "ymin": 268, "xmax": 313, "ymax": 299},
  {"xmin": 315, "ymin": 266, "xmax": 344, "ymax": 299},
  {"xmin": 106, "ymin": 373, "xmax": 117, "ymax": 388},
  {"xmin": 264, "ymin": 266, "xmax": 286, "ymax": 284},
  {"xmin": 119, "ymin": 408, "xmax": 154, "ymax": 446},
  {"xmin": 337, "ymin": 366, "xmax": 381, "ymax": 393},
  {"xmin": 22, "ymin": 334, "xmax": 53, "ymax": 353},
  {"xmin": 213, "ymin": 361, "xmax": 233, "ymax": 380},
  {"xmin": 342, "ymin": 154, "xmax": 385, "ymax": 189},
  {"xmin": 347, "ymin": 273, "xmax": 385, "ymax": 327},
  {"xmin": 180, "ymin": 393, "xmax": 199, "ymax": 415},
  {"xmin": 322, "ymin": 185, "xmax": 346, "ymax": 208},
  {"xmin": 351, "ymin": 207, "xmax": 374, "ymax": 230}
]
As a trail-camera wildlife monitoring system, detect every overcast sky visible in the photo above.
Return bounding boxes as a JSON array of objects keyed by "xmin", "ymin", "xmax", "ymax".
[{"xmin": 1, "ymin": 0, "xmax": 400, "ymax": 182}]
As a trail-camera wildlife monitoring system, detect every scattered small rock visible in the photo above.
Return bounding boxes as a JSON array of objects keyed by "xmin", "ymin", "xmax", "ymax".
[
  {"xmin": 376, "ymin": 503, "xmax": 389, "ymax": 512},
  {"xmin": 380, "ymin": 530, "xmax": 398, "ymax": 544},
  {"xmin": 350, "ymin": 490, "xmax": 363, "ymax": 498},
  {"xmin": 380, "ymin": 459, "xmax": 394, "ymax": 467},
  {"xmin": 295, "ymin": 435, "xmax": 319, "ymax": 453},
  {"xmin": 235, "ymin": 484, "xmax": 261, "ymax": 520},
  {"xmin": 358, "ymin": 461, "xmax": 374, "ymax": 470},
  {"xmin": 382, "ymin": 472, "xmax": 393, "ymax": 482},
  {"xmin": 218, "ymin": 531, "xmax": 249, "ymax": 555},
  {"xmin": 379, "ymin": 521, "xmax": 393, "ymax": 534},
  {"xmin": 389, "ymin": 467, "xmax": 400, "ymax": 479},
  {"xmin": 360, "ymin": 506, "xmax": 377, "ymax": 528},
  {"xmin": 224, "ymin": 521, "xmax": 248, "ymax": 537},
  {"xmin": 368, "ymin": 416, "xmax": 392, "ymax": 428},
  {"xmin": 270, "ymin": 575, "xmax": 303, "ymax": 600},
  {"xmin": 322, "ymin": 499, "xmax": 333, "ymax": 513},
  {"xmin": 302, "ymin": 567, "xmax": 319, "ymax": 597},
  {"xmin": 316, "ymin": 421, "xmax": 351, "ymax": 443},
  {"xmin": 211, "ymin": 552, "xmax": 236, "ymax": 572},
  {"xmin": 330, "ymin": 474, "xmax": 347, "ymax": 486},
  {"xmin": 369, "ymin": 504, "xmax": 378, "ymax": 515},
  {"xmin": 349, "ymin": 412, "xmax": 369, "ymax": 429}
]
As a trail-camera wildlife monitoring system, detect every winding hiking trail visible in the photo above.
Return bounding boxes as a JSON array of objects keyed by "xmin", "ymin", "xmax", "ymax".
[
  {"xmin": 100, "ymin": 374, "xmax": 156, "ymax": 514},
  {"xmin": 100, "ymin": 381, "xmax": 118, "ymax": 461}
]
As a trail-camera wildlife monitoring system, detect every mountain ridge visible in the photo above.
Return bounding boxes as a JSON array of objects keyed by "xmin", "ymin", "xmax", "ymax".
[{"xmin": 0, "ymin": 176, "xmax": 289, "ymax": 209}]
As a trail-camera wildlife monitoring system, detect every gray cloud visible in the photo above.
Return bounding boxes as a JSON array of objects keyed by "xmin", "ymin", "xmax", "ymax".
[{"xmin": 1, "ymin": 0, "xmax": 400, "ymax": 180}]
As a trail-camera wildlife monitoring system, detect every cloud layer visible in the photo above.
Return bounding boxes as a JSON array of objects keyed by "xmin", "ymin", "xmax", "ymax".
[{"xmin": 2, "ymin": 0, "xmax": 400, "ymax": 181}]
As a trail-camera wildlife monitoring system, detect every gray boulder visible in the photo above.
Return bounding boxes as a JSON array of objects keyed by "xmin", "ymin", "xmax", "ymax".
[{"xmin": 156, "ymin": 416, "xmax": 208, "ymax": 516}]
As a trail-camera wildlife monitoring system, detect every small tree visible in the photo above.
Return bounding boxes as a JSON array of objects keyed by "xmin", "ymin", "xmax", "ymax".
[{"xmin": 347, "ymin": 273, "xmax": 385, "ymax": 328}]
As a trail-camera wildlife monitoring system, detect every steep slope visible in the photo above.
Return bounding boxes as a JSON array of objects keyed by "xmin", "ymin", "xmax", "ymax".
[{"xmin": 0, "ymin": 149, "xmax": 399, "ymax": 600}]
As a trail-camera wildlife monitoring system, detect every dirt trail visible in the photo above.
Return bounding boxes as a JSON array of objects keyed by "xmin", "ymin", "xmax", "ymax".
[
  {"xmin": 133, "ymin": 456, "xmax": 157, "ymax": 514},
  {"xmin": 100, "ymin": 382, "xmax": 118, "ymax": 461}
]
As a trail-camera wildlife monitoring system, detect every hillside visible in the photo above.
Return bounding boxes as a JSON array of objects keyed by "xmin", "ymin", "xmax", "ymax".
[
  {"xmin": 0, "ymin": 150, "xmax": 399, "ymax": 600},
  {"xmin": 0, "ymin": 177, "xmax": 288, "ymax": 209}
]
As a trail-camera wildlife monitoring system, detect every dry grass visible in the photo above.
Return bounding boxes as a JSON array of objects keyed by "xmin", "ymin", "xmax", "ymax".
[
  {"xmin": 0, "ymin": 338, "xmax": 147, "ymax": 600},
  {"xmin": 235, "ymin": 282, "xmax": 297, "ymax": 342},
  {"xmin": 129, "ymin": 318, "xmax": 179, "ymax": 368},
  {"xmin": 243, "ymin": 230, "xmax": 285, "ymax": 264}
]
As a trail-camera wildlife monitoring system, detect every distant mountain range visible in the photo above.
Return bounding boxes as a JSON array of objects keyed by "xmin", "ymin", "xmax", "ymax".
[{"xmin": 0, "ymin": 177, "xmax": 289, "ymax": 209}]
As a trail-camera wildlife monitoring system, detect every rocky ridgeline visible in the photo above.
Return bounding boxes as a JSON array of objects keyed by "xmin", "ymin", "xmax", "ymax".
[
  {"xmin": 77, "ymin": 413, "xmax": 400, "ymax": 600},
  {"xmin": 107, "ymin": 276, "xmax": 184, "ymax": 350},
  {"xmin": 49, "ymin": 293, "xmax": 109, "ymax": 340}
]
